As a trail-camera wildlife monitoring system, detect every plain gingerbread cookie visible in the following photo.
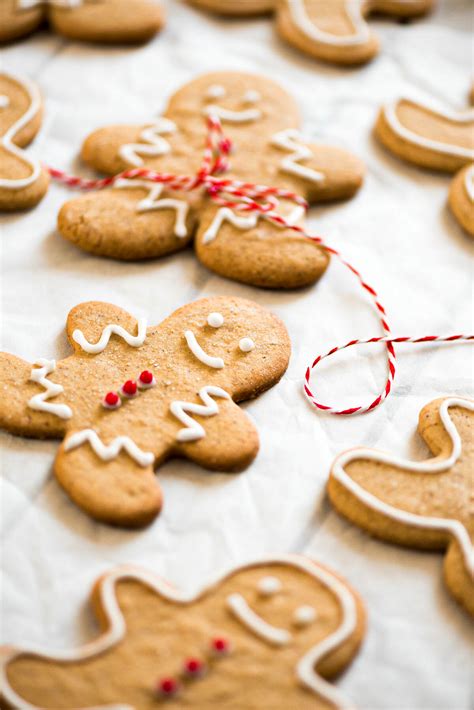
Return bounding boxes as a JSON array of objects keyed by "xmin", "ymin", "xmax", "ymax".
[
  {"xmin": 328, "ymin": 397, "xmax": 474, "ymax": 617},
  {"xmin": 0, "ymin": 0, "xmax": 165, "ymax": 44},
  {"xmin": 58, "ymin": 71, "xmax": 365, "ymax": 289},
  {"xmin": 0, "ymin": 556, "xmax": 366, "ymax": 709},
  {"xmin": 0, "ymin": 296, "xmax": 290, "ymax": 527},
  {"xmin": 0, "ymin": 71, "xmax": 49, "ymax": 211},
  {"xmin": 375, "ymin": 95, "xmax": 474, "ymax": 237},
  {"xmin": 188, "ymin": 0, "xmax": 435, "ymax": 66}
]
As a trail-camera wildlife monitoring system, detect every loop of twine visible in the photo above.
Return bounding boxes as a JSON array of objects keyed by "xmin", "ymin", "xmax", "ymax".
[{"xmin": 47, "ymin": 115, "xmax": 473, "ymax": 415}]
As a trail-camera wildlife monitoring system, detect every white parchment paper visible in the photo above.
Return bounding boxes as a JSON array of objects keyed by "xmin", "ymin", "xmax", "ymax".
[{"xmin": 1, "ymin": 1, "xmax": 473, "ymax": 707}]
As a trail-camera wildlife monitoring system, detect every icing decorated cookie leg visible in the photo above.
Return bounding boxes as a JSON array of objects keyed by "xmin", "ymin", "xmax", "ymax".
[
  {"xmin": 328, "ymin": 397, "xmax": 474, "ymax": 616},
  {"xmin": 0, "ymin": 72, "xmax": 49, "ymax": 211},
  {"xmin": 0, "ymin": 297, "xmax": 290, "ymax": 527},
  {"xmin": 57, "ymin": 72, "xmax": 364, "ymax": 288},
  {"xmin": 0, "ymin": 556, "xmax": 365, "ymax": 708}
]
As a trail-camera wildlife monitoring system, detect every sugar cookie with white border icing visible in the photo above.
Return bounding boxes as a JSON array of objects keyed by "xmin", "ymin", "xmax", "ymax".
[
  {"xmin": 328, "ymin": 397, "xmax": 474, "ymax": 617},
  {"xmin": 0, "ymin": 556, "xmax": 365, "ymax": 709},
  {"xmin": 0, "ymin": 296, "xmax": 290, "ymax": 527}
]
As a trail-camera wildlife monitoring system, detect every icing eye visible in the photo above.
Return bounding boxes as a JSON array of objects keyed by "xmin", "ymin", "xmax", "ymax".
[
  {"xmin": 206, "ymin": 84, "xmax": 226, "ymax": 100},
  {"xmin": 293, "ymin": 605, "xmax": 317, "ymax": 627},
  {"xmin": 0, "ymin": 95, "xmax": 10, "ymax": 109},
  {"xmin": 243, "ymin": 90, "xmax": 260, "ymax": 104},
  {"xmin": 239, "ymin": 337, "xmax": 255, "ymax": 353},
  {"xmin": 257, "ymin": 576, "xmax": 282, "ymax": 596},
  {"xmin": 207, "ymin": 312, "xmax": 224, "ymax": 328}
]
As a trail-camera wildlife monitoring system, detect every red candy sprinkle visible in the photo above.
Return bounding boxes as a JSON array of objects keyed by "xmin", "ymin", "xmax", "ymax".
[
  {"xmin": 139, "ymin": 370, "xmax": 154, "ymax": 385},
  {"xmin": 103, "ymin": 391, "xmax": 120, "ymax": 408},
  {"xmin": 122, "ymin": 379, "xmax": 137, "ymax": 397},
  {"xmin": 158, "ymin": 677, "xmax": 179, "ymax": 697},
  {"xmin": 184, "ymin": 658, "xmax": 205, "ymax": 677},
  {"xmin": 211, "ymin": 637, "xmax": 230, "ymax": 655}
]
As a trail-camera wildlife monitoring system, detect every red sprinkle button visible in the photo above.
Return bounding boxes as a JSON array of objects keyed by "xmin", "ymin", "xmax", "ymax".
[
  {"xmin": 121, "ymin": 379, "xmax": 137, "ymax": 397},
  {"xmin": 103, "ymin": 391, "xmax": 120, "ymax": 409},
  {"xmin": 157, "ymin": 677, "xmax": 180, "ymax": 697},
  {"xmin": 184, "ymin": 657, "xmax": 205, "ymax": 678},
  {"xmin": 211, "ymin": 637, "xmax": 231, "ymax": 655},
  {"xmin": 138, "ymin": 370, "xmax": 155, "ymax": 387}
]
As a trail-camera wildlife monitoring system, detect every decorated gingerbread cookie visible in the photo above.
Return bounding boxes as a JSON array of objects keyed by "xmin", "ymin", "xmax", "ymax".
[
  {"xmin": 0, "ymin": 0, "xmax": 165, "ymax": 44},
  {"xmin": 58, "ymin": 71, "xmax": 364, "ymax": 289},
  {"xmin": 188, "ymin": 0, "xmax": 434, "ymax": 66},
  {"xmin": 375, "ymin": 95, "xmax": 474, "ymax": 237},
  {"xmin": 0, "ymin": 556, "xmax": 365, "ymax": 709},
  {"xmin": 0, "ymin": 297, "xmax": 290, "ymax": 527},
  {"xmin": 0, "ymin": 72, "xmax": 49, "ymax": 211},
  {"xmin": 328, "ymin": 397, "xmax": 474, "ymax": 617}
]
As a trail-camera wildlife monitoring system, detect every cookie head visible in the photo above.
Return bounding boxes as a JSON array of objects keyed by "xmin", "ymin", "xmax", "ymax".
[{"xmin": 166, "ymin": 71, "xmax": 300, "ymax": 134}]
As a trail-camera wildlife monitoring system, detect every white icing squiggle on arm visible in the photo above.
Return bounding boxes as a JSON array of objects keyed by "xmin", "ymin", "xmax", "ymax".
[
  {"xmin": 202, "ymin": 204, "xmax": 305, "ymax": 245},
  {"xmin": 119, "ymin": 118, "xmax": 176, "ymax": 167},
  {"xmin": 271, "ymin": 129, "xmax": 325, "ymax": 184},
  {"xmin": 184, "ymin": 330, "xmax": 224, "ymax": 369},
  {"xmin": 227, "ymin": 593, "xmax": 291, "ymax": 646},
  {"xmin": 72, "ymin": 318, "xmax": 147, "ymax": 354},
  {"xmin": 170, "ymin": 386, "xmax": 230, "ymax": 442},
  {"xmin": 64, "ymin": 429, "xmax": 154, "ymax": 467},
  {"xmin": 28, "ymin": 359, "xmax": 72, "ymax": 420},
  {"xmin": 114, "ymin": 179, "xmax": 189, "ymax": 238}
]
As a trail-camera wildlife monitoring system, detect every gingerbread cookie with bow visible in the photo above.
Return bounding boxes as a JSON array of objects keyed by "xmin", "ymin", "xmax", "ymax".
[
  {"xmin": 0, "ymin": 72, "xmax": 49, "ymax": 211},
  {"xmin": 0, "ymin": 296, "xmax": 290, "ymax": 527},
  {"xmin": 328, "ymin": 397, "xmax": 474, "ymax": 617},
  {"xmin": 188, "ymin": 0, "xmax": 434, "ymax": 66},
  {"xmin": 375, "ymin": 95, "xmax": 474, "ymax": 237},
  {"xmin": 0, "ymin": 555, "xmax": 365, "ymax": 709},
  {"xmin": 58, "ymin": 71, "xmax": 365, "ymax": 289},
  {"xmin": 0, "ymin": 0, "xmax": 165, "ymax": 44}
]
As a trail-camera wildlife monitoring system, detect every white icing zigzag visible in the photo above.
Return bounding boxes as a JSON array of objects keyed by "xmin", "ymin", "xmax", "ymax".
[
  {"xmin": 170, "ymin": 385, "xmax": 230, "ymax": 442},
  {"xmin": 114, "ymin": 179, "xmax": 189, "ymax": 238},
  {"xmin": 72, "ymin": 317, "xmax": 147, "ymax": 354},
  {"xmin": 271, "ymin": 129, "xmax": 325, "ymax": 184},
  {"xmin": 64, "ymin": 429, "xmax": 154, "ymax": 467},
  {"xmin": 119, "ymin": 118, "xmax": 176, "ymax": 168},
  {"xmin": 28, "ymin": 359, "xmax": 72, "ymax": 420},
  {"xmin": 202, "ymin": 204, "xmax": 305, "ymax": 245}
]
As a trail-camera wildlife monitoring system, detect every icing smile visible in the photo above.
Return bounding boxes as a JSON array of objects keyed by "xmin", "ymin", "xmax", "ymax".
[
  {"xmin": 227, "ymin": 593, "xmax": 291, "ymax": 646},
  {"xmin": 203, "ymin": 84, "xmax": 262, "ymax": 124}
]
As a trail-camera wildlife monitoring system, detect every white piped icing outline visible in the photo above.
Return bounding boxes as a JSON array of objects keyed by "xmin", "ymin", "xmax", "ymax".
[
  {"xmin": 271, "ymin": 129, "xmax": 325, "ymax": 184},
  {"xmin": 288, "ymin": 0, "xmax": 370, "ymax": 47},
  {"xmin": 184, "ymin": 330, "xmax": 225, "ymax": 369},
  {"xmin": 72, "ymin": 318, "xmax": 147, "ymax": 354},
  {"xmin": 227, "ymin": 593, "xmax": 291, "ymax": 646},
  {"xmin": 332, "ymin": 397, "xmax": 474, "ymax": 577},
  {"xmin": 28, "ymin": 359, "xmax": 72, "ymax": 420},
  {"xmin": 0, "ymin": 555, "xmax": 358, "ymax": 710},
  {"xmin": 114, "ymin": 178, "xmax": 189, "ymax": 238},
  {"xmin": 383, "ymin": 97, "xmax": 474, "ymax": 159},
  {"xmin": 170, "ymin": 385, "xmax": 230, "ymax": 442},
  {"xmin": 64, "ymin": 428, "xmax": 154, "ymax": 467},
  {"xmin": 464, "ymin": 164, "xmax": 474, "ymax": 202},
  {"xmin": 202, "ymin": 204, "xmax": 305, "ymax": 244},
  {"xmin": 0, "ymin": 72, "xmax": 42, "ymax": 190},
  {"xmin": 118, "ymin": 118, "xmax": 176, "ymax": 168}
]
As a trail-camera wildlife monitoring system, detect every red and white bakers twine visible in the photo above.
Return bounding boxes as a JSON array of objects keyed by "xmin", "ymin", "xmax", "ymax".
[{"xmin": 47, "ymin": 116, "xmax": 473, "ymax": 416}]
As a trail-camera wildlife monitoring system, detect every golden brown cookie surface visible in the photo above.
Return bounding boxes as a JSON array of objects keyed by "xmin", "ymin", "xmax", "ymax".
[
  {"xmin": 1, "ymin": 556, "xmax": 365, "ymax": 709},
  {"xmin": 328, "ymin": 397, "xmax": 474, "ymax": 616},
  {"xmin": 0, "ymin": 0, "xmax": 165, "ymax": 44},
  {"xmin": 58, "ymin": 71, "xmax": 365, "ymax": 288},
  {"xmin": 0, "ymin": 72, "xmax": 49, "ymax": 211},
  {"xmin": 0, "ymin": 297, "xmax": 290, "ymax": 527}
]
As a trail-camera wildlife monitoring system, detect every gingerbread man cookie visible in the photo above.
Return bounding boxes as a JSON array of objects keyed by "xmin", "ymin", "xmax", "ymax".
[
  {"xmin": 58, "ymin": 71, "xmax": 365, "ymax": 289},
  {"xmin": 0, "ymin": 556, "xmax": 365, "ymax": 709},
  {"xmin": 375, "ymin": 95, "xmax": 474, "ymax": 237},
  {"xmin": 188, "ymin": 0, "xmax": 434, "ymax": 66},
  {"xmin": 0, "ymin": 72, "xmax": 49, "ymax": 211},
  {"xmin": 0, "ymin": 0, "xmax": 165, "ymax": 44},
  {"xmin": 328, "ymin": 397, "xmax": 474, "ymax": 617},
  {"xmin": 0, "ymin": 296, "xmax": 290, "ymax": 527}
]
